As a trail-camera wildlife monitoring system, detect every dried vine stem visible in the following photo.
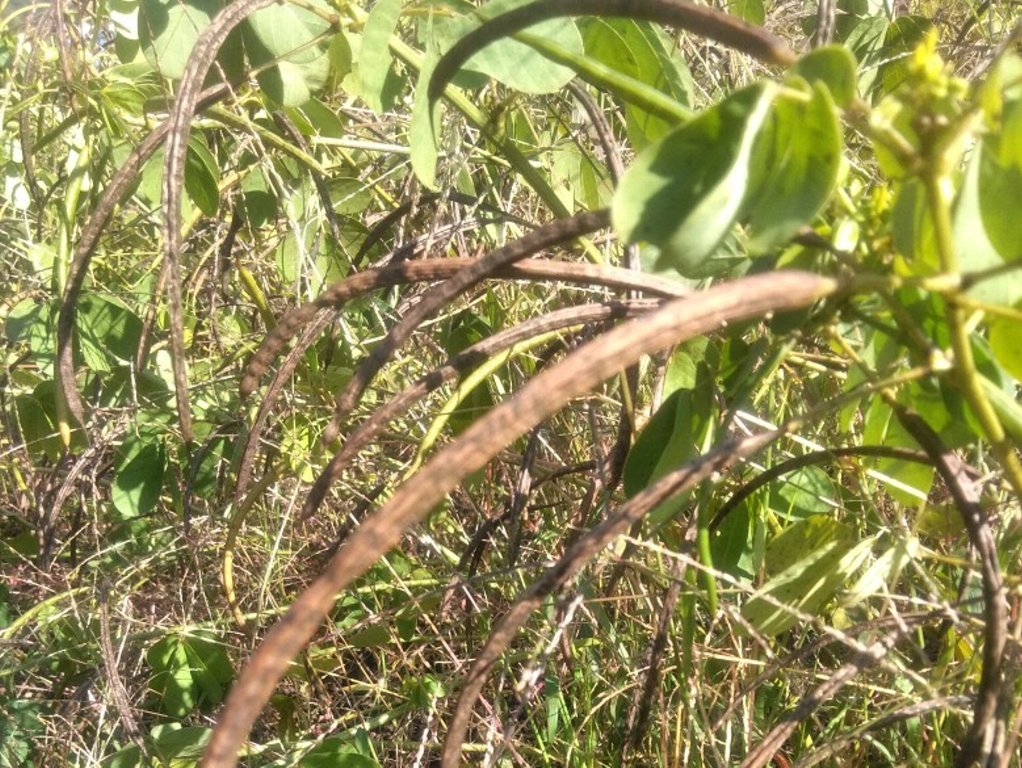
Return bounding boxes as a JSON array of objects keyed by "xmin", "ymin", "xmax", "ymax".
[
  {"xmin": 161, "ymin": 0, "xmax": 282, "ymax": 443},
  {"xmin": 225, "ymin": 300, "xmax": 661, "ymax": 625},
  {"xmin": 293, "ymin": 299, "xmax": 663, "ymax": 521},
  {"xmin": 57, "ymin": 83, "xmax": 231, "ymax": 428},
  {"xmin": 427, "ymin": 0, "xmax": 796, "ymax": 104},
  {"xmin": 200, "ymin": 270, "xmax": 838, "ymax": 767},
  {"xmin": 890, "ymin": 405, "xmax": 1008, "ymax": 768},
  {"xmin": 241, "ymin": 211, "xmax": 605, "ymax": 398},
  {"xmin": 318, "ymin": 210, "xmax": 610, "ymax": 446},
  {"xmin": 440, "ymin": 429, "xmax": 780, "ymax": 766}
]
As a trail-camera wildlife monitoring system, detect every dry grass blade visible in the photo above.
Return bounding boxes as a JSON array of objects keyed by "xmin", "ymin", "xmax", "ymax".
[{"xmin": 200, "ymin": 270, "xmax": 839, "ymax": 767}]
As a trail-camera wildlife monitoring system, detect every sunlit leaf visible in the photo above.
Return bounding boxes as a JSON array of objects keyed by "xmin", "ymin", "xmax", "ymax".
[
  {"xmin": 437, "ymin": 0, "xmax": 583, "ymax": 94},
  {"xmin": 360, "ymin": 0, "xmax": 402, "ymax": 112},
  {"xmin": 742, "ymin": 81, "xmax": 842, "ymax": 253},
  {"xmin": 244, "ymin": 0, "xmax": 334, "ymax": 106},
  {"xmin": 790, "ymin": 44, "xmax": 858, "ymax": 107},
  {"xmin": 613, "ymin": 83, "xmax": 775, "ymax": 276}
]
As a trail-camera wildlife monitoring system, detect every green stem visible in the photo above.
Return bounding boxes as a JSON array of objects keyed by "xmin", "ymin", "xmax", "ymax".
[{"xmin": 923, "ymin": 162, "xmax": 1022, "ymax": 498}]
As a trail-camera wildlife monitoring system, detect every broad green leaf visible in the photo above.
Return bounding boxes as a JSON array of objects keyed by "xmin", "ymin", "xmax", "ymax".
[
  {"xmin": 662, "ymin": 337, "xmax": 708, "ymax": 398},
  {"xmin": 442, "ymin": 312, "xmax": 496, "ymax": 434},
  {"xmin": 843, "ymin": 14, "xmax": 888, "ymax": 100},
  {"xmin": 980, "ymin": 375, "xmax": 1022, "ymax": 446},
  {"xmin": 839, "ymin": 536, "xmax": 915, "ymax": 607},
  {"xmin": 742, "ymin": 521, "xmax": 871, "ymax": 636},
  {"xmin": 622, "ymin": 383, "xmax": 712, "ymax": 527},
  {"xmin": 877, "ymin": 16, "xmax": 934, "ymax": 100},
  {"xmin": 244, "ymin": 0, "xmax": 333, "ymax": 106},
  {"xmin": 790, "ymin": 45, "xmax": 858, "ymax": 108},
  {"xmin": 0, "ymin": 700, "xmax": 46, "ymax": 768},
  {"xmin": 978, "ymin": 97, "xmax": 1022, "ymax": 260},
  {"xmin": 764, "ymin": 516, "xmax": 853, "ymax": 576},
  {"xmin": 862, "ymin": 398, "xmax": 934, "ymax": 505},
  {"xmin": 769, "ymin": 466, "xmax": 837, "ymax": 521},
  {"xmin": 146, "ymin": 633, "xmax": 232, "ymax": 717},
  {"xmin": 152, "ymin": 726, "xmax": 211, "ymax": 763},
  {"xmin": 623, "ymin": 387, "xmax": 709, "ymax": 499},
  {"xmin": 891, "ymin": 179, "xmax": 938, "ymax": 270},
  {"xmin": 742, "ymin": 81, "xmax": 842, "ymax": 254},
  {"xmin": 5, "ymin": 298, "xmax": 57, "ymax": 364},
  {"xmin": 303, "ymin": 738, "xmax": 383, "ymax": 768},
  {"xmin": 184, "ymin": 136, "xmax": 219, "ymax": 216},
  {"xmin": 516, "ymin": 28, "xmax": 692, "ymax": 126},
  {"xmin": 613, "ymin": 83, "xmax": 775, "ymax": 276},
  {"xmin": 409, "ymin": 46, "xmax": 442, "ymax": 188},
  {"xmin": 77, "ymin": 294, "xmax": 143, "ymax": 372},
  {"xmin": 711, "ymin": 501, "xmax": 756, "ymax": 579},
  {"xmin": 437, "ymin": 0, "xmax": 583, "ymax": 94},
  {"xmin": 955, "ymin": 139, "xmax": 1022, "ymax": 306},
  {"xmin": 13, "ymin": 392, "xmax": 61, "ymax": 461},
  {"xmin": 147, "ymin": 634, "xmax": 195, "ymax": 717},
  {"xmin": 112, "ymin": 435, "xmax": 166, "ymax": 519},
  {"xmin": 288, "ymin": 98, "xmax": 346, "ymax": 138},
  {"xmin": 988, "ymin": 318, "xmax": 1022, "ymax": 384},
  {"xmin": 582, "ymin": 18, "xmax": 694, "ymax": 147},
  {"xmin": 138, "ymin": 0, "xmax": 243, "ymax": 81},
  {"xmin": 727, "ymin": 0, "xmax": 764, "ymax": 25},
  {"xmin": 360, "ymin": 0, "xmax": 403, "ymax": 112}
]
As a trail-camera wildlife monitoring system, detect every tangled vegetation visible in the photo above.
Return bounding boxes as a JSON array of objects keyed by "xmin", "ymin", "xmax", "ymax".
[{"xmin": 2, "ymin": 0, "xmax": 1022, "ymax": 765}]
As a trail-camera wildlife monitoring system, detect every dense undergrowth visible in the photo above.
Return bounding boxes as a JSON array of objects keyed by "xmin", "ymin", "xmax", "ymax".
[{"xmin": 2, "ymin": 0, "xmax": 1022, "ymax": 766}]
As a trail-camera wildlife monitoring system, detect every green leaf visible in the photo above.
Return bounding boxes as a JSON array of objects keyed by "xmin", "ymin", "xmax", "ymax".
[
  {"xmin": 112, "ymin": 435, "xmax": 166, "ymax": 519},
  {"xmin": 303, "ymin": 738, "xmax": 382, "ymax": 768},
  {"xmin": 711, "ymin": 501, "xmax": 755, "ymax": 579},
  {"xmin": 14, "ymin": 384, "xmax": 70, "ymax": 461},
  {"xmin": 146, "ymin": 633, "xmax": 233, "ymax": 717},
  {"xmin": 955, "ymin": 138, "xmax": 1022, "ymax": 306},
  {"xmin": 438, "ymin": 0, "xmax": 583, "ymax": 95},
  {"xmin": 0, "ymin": 700, "xmax": 46, "ymax": 768},
  {"xmin": 409, "ymin": 46, "xmax": 442, "ymax": 189},
  {"xmin": 5, "ymin": 298, "xmax": 57, "ymax": 365},
  {"xmin": 790, "ymin": 45, "xmax": 858, "ymax": 108},
  {"xmin": 77, "ymin": 294, "xmax": 143, "ymax": 373},
  {"xmin": 763, "ymin": 516, "xmax": 853, "ymax": 576},
  {"xmin": 877, "ymin": 16, "xmax": 933, "ymax": 100},
  {"xmin": 980, "ymin": 375, "xmax": 1022, "ymax": 446},
  {"xmin": 624, "ymin": 388, "xmax": 703, "ymax": 499},
  {"xmin": 862, "ymin": 398, "xmax": 934, "ymax": 506},
  {"xmin": 727, "ymin": 0, "xmax": 764, "ymax": 25},
  {"xmin": 742, "ymin": 81, "xmax": 842, "ymax": 254},
  {"xmin": 360, "ymin": 0, "xmax": 403, "ymax": 112},
  {"xmin": 184, "ymin": 136, "xmax": 219, "ymax": 216},
  {"xmin": 978, "ymin": 97, "xmax": 1022, "ymax": 260},
  {"xmin": 891, "ymin": 178, "xmax": 938, "ymax": 270},
  {"xmin": 769, "ymin": 466, "xmax": 837, "ymax": 521},
  {"xmin": 244, "ymin": 0, "xmax": 333, "ymax": 106},
  {"xmin": 742, "ymin": 519, "xmax": 871, "ymax": 636},
  {"xmin": 613, "ymin": 83, "xmax": 775, "ymax": 276},
  {"xmin": 989, "ymin": 318, "xmax": 1022, "ymax": 383},
  {"xmin": 582, "ymin": 18, "xmax": 694, "ymax": 147},
  {"xmin": 516, "ymin": 27, "xmax": 692, "ymax": 127},
  {"xmin": 289, "ymin": 98, "xmax": 347, "ymax": 138},
  {"xmin": 622, "ymin": 383, "xmax": 712, "ymax": 527},
  {"xmin": 138, "ymin": 0, "xmax": 242, "ymax": 81}
]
